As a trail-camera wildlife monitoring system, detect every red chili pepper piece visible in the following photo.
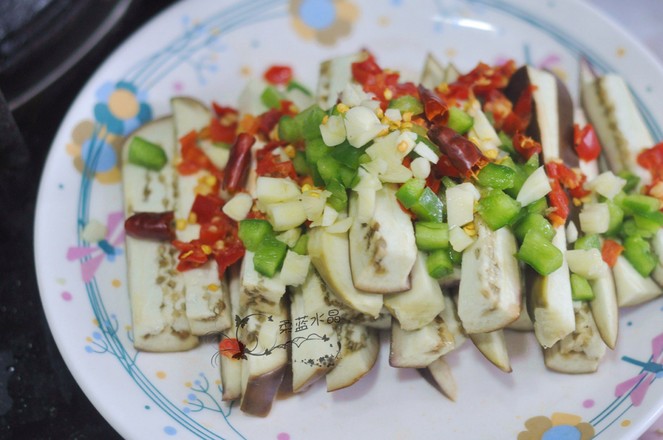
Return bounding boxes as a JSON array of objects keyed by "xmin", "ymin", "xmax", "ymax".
[
  {"xmin": 219, "ymin": 337, "xmax": 246, "ymax": 360},
  {"xmin": 545, "ymin": 162, "xmax": 590, "ymax": 198},
  {"xmin": 637, "ymin": 142, "xmax": 663, "ymax": 182},
  {"xmin": 214, "ymin": 239, "xmax": 245, "ymax": 278},
  {"xmin": 256, "ymin": 149, "xmax": 297, "ymax": 180},
  {"xmin": 573, "ymin": 123, "xmax": 601, "ymax": 162},
  {"xmin": 124, "ymin": 211, "xmax": 175, "ymax": 241},
  {"xmin": 223, "ymin": 133, "xmax": 256, "ymax": 193},
  {"xmin": 546, "ymin": 179, "xmax": 569, "ymax": 228},
  {"xmin": 418, "ymin": 85, "xmax": 448, "ymax": 125},
  {"xmin": 428, "ymin": 126, "xmax": 487, "ymax": 178},
  {"xmin": 257, "ymin": 108, "xmax": 283, "ymax": 138},
  {"xmin": 502, "ymin": 85, "xmax": 534, "ymax": 135},
  {"xmin": 601, "ymin": 239, "xmax": 624, "ymax": 268},
  {"xmin": 351, "ymin": 51, "xmax": 418, "ymax": 109},
  {"xmin": 190, "ymin": 194, "xmax": 225, "ymax": 224},
  {"xmin": 512, "ymin": 132, "xmax": 542, "ymax": 160},
  {"xmin": 264, "ymin": 65, "xmax": 293, "ymax": 85}
]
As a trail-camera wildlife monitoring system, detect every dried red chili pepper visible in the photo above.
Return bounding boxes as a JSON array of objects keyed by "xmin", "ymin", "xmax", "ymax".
[
  {"xmin": 418, "ymin": 85, "xmax": 448, "ymax": 125},
  {"xmin": 223, "ymin": 132, "xmax": 256, "ymax": 193},
  {"xmin": 124, "ymin": 211, "xmax": 175, "ymax": 241},
  {"xmin": 428, "ymin": 125, "xmax": 487, "ymax": 178}
]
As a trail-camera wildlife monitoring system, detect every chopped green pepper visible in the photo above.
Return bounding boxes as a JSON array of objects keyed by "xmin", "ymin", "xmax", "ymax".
[
  {"xmin": 291, "ymin": 233, "xmax": 309, "ymax": 255},
  {"xmin": 326, "ymin": 179, "xmax": 348, "ymax": 213},
  {"xmin": 388, "ymin": 95, "xmax": 424, "ymax": 115},
  {"xmin": 410, "ymin": 187, "xmax": 445, "ymax": 223},
  {"xmin": 476, "ymin": 163, "xmax": 516, "ymax": 190},
  {"xmin": 415, "ymin": 222, "xmax": 450, "ymax": 251},
  {"xmin": 253, "ymin": 236, "xmax": 288, "ymax": 277},
  {"xmin": 617, "ymin": 170, "xmax": 640, "ymax": 193},
  {"xmin": 517, "ymin": 231, "xmax": 563, "ymax": 275},
  {"xmin": 623, "ymin": 235, "xmax": 657, "ymax": 277},
  {"xmin": 570, "ymin": 273, "xmax": 595, "ymax": 301},
  {"xmin": 128, "ymin": 136, "xmax": 168, "ymax": 171},
  {"xmin": 396, "ymin": 178, "xmax": 426, "ymax": 209},
  {"xmin": 527, "ymin": 197, "xmax": 549, "ymax": 215},
  {"xmin": 477, "ymin": 189, "xmax": 521, "ymax": 230},
  {"xmin": 621, "ymin": 194, "xmax": 661, "ymax": 215},
  {"xmin": 261, "ymin": 85, "xmax": 283, "ymax": 109},
  {"xmin": 514, "ymin": 213, "xmax": 554, "ymax": 242},
  {"xmin": 605, "ymin": 200, "xmax": 624, "ymax": 236},
  {"xmin": 447, "ymin": 107, "xmax": 474, "ymax": 134},
  {"xmin": 426, "ymin": 249, "xmax": 455, "ymax": 278},
  {"xmin": 239, "ymin": 219, "xmax": 274, "ymax": 252},
  {"xmin": 574, "ymin": 234, "xmax": 601, "ymax": 251}
]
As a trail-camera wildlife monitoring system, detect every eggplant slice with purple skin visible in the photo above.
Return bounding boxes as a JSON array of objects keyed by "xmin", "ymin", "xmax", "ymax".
[
  {"xmin": 506, "ymin": 65, "xmax": 611, "ymax": 372},
  {"xmin": 122, "ymin": 116, "xmax": 199, "ymax": 352},
  {"xmin": 504, "ymin": 65, "xmax": 576, "ymax": 349},
  {"xmin": 579, "ymin": 58, "xmax": 663, "ymax": 305}
]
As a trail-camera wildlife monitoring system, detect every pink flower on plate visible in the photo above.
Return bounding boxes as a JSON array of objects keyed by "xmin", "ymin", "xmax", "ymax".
[{"xmin": 66, "ymin": 211, "xmax": 125, "ymax": 283}]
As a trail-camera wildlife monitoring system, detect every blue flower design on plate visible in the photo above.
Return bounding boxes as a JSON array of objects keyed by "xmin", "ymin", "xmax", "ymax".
[{"xmin": 94, "ymin": 81, "xmax": 152, "ymax": 136}]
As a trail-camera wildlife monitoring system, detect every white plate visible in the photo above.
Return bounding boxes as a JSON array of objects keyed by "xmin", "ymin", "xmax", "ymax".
[{"xmin": 35, "ymin": 0, "xmax": 663, "ymax": 438}]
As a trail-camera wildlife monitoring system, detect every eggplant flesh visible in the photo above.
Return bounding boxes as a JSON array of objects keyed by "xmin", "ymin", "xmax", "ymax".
[
  {"xmin": 348, "ymin": 185, "xmax": 417, "ymax": 293},
  {"xmin": 122, "ymin": 117, "xmax": 198, "ymax": 352},
  {"xmin": 326, "ymin": 323, "xmax": 379, "ymax": 392},
  {"xmin": 468, "ymin": 330, "xmax": 512, "ymax": 373},
  {"xmin": 389, "ymin": 316, "xmax": 455, "ymax": 368},
  {"xmin": 457, "ymin": 218, "xmax": 521, "ymax": 334},
  {"xmin": 543, "ymin": 302, "xmax": 606, "ymax": 374}
]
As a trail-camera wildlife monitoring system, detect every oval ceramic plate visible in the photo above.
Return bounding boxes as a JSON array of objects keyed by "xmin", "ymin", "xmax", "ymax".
[{"xmin": 35, "ymin": 0, "xmax": 663, "ymax": 439}]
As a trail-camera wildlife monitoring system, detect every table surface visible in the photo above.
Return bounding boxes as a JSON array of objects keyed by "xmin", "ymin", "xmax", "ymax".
[{"xmin": 1, "ymin": 0, "xmax": 662, "ymax": 439}]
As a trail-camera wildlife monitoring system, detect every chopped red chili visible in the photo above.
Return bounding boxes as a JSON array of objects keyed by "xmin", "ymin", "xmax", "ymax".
[
  {"xmin": 512, "ymin": 132, "xmax": 542, "ymax": 160},
  {"xmin": 546, "ymin": 179, "xmax": 569, "ymax": 228},
  {"xmin": 573, "ymin": 123, "xmax": 601, "ymax": 162},
  {"xmin": 264, "ymin": 65, "xmax": 293, "ymax": 85},
  {"xmin": 351, "ymin": 51, "xmax": 418, "ymax": 109},
  {"xmin": 601, "ymin": 239, "xmax": 624, "ymax": 268}
]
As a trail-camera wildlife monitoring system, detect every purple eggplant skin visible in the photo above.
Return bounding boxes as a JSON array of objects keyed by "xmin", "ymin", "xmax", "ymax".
[
  {"xmin": 503, "ymin": 66, "xmax": 577, "ymax": 167},
  {"xmin": 240, "ymin": 365, "xmax": 287, "ymax": 417}
]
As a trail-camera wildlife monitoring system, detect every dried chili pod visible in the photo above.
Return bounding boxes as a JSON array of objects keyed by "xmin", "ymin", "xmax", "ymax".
[
  {"xmin": 223, "ymin": 132, "xmax": 256, "ymax": 193},
  {"xmin": 124, "ymin": 211, "xmax": 175, "ymax": 241},
  {"xmin": 428, "ymin": 125, "xmax": 487, "ymax": 177}
]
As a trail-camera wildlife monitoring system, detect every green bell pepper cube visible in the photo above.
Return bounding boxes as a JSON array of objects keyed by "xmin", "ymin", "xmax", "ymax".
[
  {"xmin": 517, "ymin": 231, "xmax": 563, "ymax": 276},
  {"xmin": 514, "ymin": 213, "xmax": 554, "ymax": 243},
  {"xmin": 415, "ymin": 222, "xmax": 450, "ymax": 251},
  {"xmin": 605, "ymin": 199, "xmax": 624, "ymax": 236},
  {"xmin": 253, "ymin": 236, "xmax": 288, "ymax": 277},
  {"xmin": 278, "ymin": 115, "xmax": 301, "ymax": 143},
  {"xmin": 261, "ymin": 85, "xmax": 283, "ymax": 109},
  {"xmin": 527, "ymin": 197, "xmax": 549, "ymax": 215},
  {"xmin": 447, "ymin": 107, "xmax": 474, "ymax": 134},
  {"xmin": 476, "ymin": 162, "xmax": 516, "ymax": 190},
  {"xmin": 574, "ymin": 234, "xmax": 601, "ymax": 251},
  {"xmin": 128, "ymin": 136, "xmax": 168, "ymax": 171},
  {"xmin": 387, "ymin": 95, "xmax": 424, "ymax": 115},
  {"xmin": 570, "ymin": 273, "xmax": 595, "ymax": 301},
  {"xmin": 410, "ymin": 187, "xmax": 445, "ymax": 223},
  {"xmin": 326, "ymin": 179, "xmax": 348, "ymax": 213},
  {"xmin": 623, "ymin": 235, "xmax": 657, "ymax": 277},
  {"xmin": 621, "ymin": 194, "xmax": 661, "ymax": 215},
  {"xmin": 477, "ymin": 189, "xmax": 522, "ymax": 230},
  {"xmin": 239, "ymin": 219, "xmax": 274, "ymax": 252},
  {"xmin": 426, "ymin": 249, "xmax": 455, "ymax": 278},
  {"xmin": 500, "ymin": 156, "xmax": 529, "ymax": 198},
  {"xmin": 396, "ymin": 178, "xmax": 426, "ymax": 209},
  {"xmin": 617, "ymin": 170, "xmax": 640, "ymax": 193},
  {"xmin": 291, "ymin": 233, "xmax": 309, "ymax": 255}
]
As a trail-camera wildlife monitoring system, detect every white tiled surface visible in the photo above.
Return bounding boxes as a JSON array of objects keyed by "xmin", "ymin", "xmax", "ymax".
[{"xmin": 583, "ymin": 1, "xmax": 663, "ymax": 438}]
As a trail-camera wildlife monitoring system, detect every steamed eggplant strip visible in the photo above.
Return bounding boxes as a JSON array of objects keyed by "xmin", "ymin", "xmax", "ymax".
[
  {"xmin": 506, "ymin": 66, "xmax": 575, "ymax": 348},
  {"xmin": 579, "ymin": 60, "xmax": 663, "ymax": 304},
  {"xmin": 122, "ymin": 117, "xmax": 198, "ymax": 351},
  {"xmin": 171, "ymin": 97, "xmax": 232, "ymax": 335},
  {"xmin": 573, "ymin": 109, "xmax": 619, "ymax": 349}
]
